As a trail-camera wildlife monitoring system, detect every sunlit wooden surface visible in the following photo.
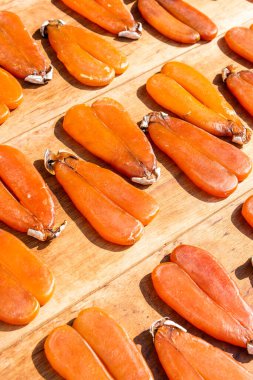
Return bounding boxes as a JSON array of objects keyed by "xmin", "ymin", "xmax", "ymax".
[{"xmin": 0, "ymin": 1, "xmax": 253, "ymax": 378}]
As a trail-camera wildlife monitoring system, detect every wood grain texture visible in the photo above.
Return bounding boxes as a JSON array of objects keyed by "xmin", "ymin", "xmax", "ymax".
[
  {"xmin": 0, "ymin": 0, "xmax": 252, "ymax": 143},
  {"xmin": 0, "ymin": 0, "xmax": 253, "ymax": 378},
  {"xmin": 1, "ymin": 190, "xmax": 253, "ymax": 379}
]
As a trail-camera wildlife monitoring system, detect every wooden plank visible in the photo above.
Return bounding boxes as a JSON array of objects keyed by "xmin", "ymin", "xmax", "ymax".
[
  {"xmin": 0, "ymin": 1, "xmax": 252, "ymax": 143},
  {"xmin": 0, "ymin": 0, "xmax": 253, "ymax": 378},
  {"xmin": 1, "ymin": 189, "xmax": 253, "ymax": 379},
  {"xmin": 1, "ymin": 18, "xmax": 253, "ymax": 354}
]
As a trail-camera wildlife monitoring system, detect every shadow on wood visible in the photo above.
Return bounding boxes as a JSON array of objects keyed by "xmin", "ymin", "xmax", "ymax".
[
  {"xmin": 32, "ymin": 318, "xmax": 76, "ymax": 379},
  {"xmin": 0, "ymin": 221, "xmax": 53, "ymax": 251},
  {"xmin": 139, "ymin": 273, "xmax": 186, "ymax": 323},
  {"xmin": 234, "ymin": 257, "xmax": 253, "ymax": 287},
  {"xmin": 231, "ymin": 203, "xmax": 253, "ymax": 240},
  {"xmin": 217, "ymin": 36, "xmax": 252, "ymax": 69},
  {"xmin": 134, "ymin": 329, "xmax": 168, "ymax": 380},
  {"xmin": 0, "ymin": 320, "xmax": 24, "ymax": 333},
  {"xmin": 32, "ymin": 338, "xmax": 62, "ymax": 380}
]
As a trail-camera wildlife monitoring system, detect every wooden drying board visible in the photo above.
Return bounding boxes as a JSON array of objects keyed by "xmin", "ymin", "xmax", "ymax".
[{"xmin": 0, "ymin": 0, "xmax": 253, "ymax": 378}]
